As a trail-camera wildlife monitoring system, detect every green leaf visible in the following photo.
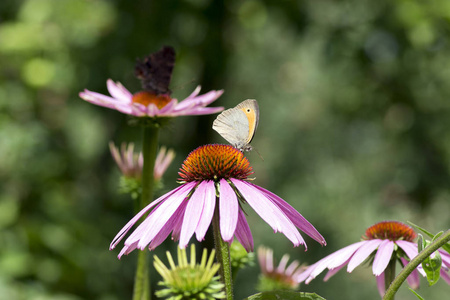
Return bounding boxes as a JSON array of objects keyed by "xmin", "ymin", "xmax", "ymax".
[
  {"xmin": 408, "ymin": 222, "xmax": 450, "ymax": 254},
  {"xmin": 245, "ymin": 291, "xmax": 326, "ymax": 300},
  {"xmin": 422, "ymin": 249, "xmax": 442, "ymax": 286},
  {"xmin": 408, "ymin": 288, "xmax": 425, "ymax": 300}
]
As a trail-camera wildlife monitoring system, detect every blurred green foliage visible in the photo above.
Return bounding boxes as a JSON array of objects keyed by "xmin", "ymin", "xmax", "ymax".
[{"xmin": 1, "ymin": 0, "xmax": 449, "ymax": 299}]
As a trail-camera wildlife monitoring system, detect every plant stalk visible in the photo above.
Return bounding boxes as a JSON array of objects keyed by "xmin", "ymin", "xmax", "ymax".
[
  {"xmin": 383, "ymin": 229, "xmax": 450, "ymax": 300},
  {"xmin": 212, "ymin": 198, "xmax": 233, "ymax": 300},
  {"xmin": 133, "ymin": 125, "xmax": 160, "ymax": 300}
]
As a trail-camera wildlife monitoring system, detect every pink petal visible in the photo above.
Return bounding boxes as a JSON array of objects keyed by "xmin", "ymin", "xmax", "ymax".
[
  {"xmin": 126, "ymin": 182, "xmax": 195, "ymax": 249},
  {"xmin": 396, "ymin": 240, "xmax": 426, "ymax": 277},
  {"xmin": 323, "ymin": 259, "xmax": 349, "ymax": 281},
  {"xmin": 373, "ymin": 240, "xmax": 395, "ymax": 276},
  {"xmin": 297, "ymin": 242, "xmax": 365, "ymax": 283},
  {"xmin": 175, "ymin": 106, "xmax": 224, "ymax": 116},
  {"xmin": 106, "ymin": 79, "xmax": 132, "ymax": 102},
  {"xmin": 439, "ymin": 249, "xmax": 450, "ymax": 268},
  {"xmin": 157, "ymin": 98, "xmax": 178, "ymax": 114},
  {"xmin": 234, "ymin": 208, "xmax": 254, "ymax": 252},
  {"xmin": 80, "ymin": 90, "xmax": 133, "ymax": 114},
  {"xmin": 376, "ymin": 272, "xmax": 386, "ymax": 297},
  {"xmin": 179, "ymin": 181, "xmax": 210, "ymax": 248},
  {"xmin": 219, "ymin": 179, "xmax": 239, "ymax": 242},
  {"xmin": 118, "ymin": 241, "xmax": 139, "ymax": 259},
  {"xmin": 400, "ymin": 257, "xmax": 420, "ymax": 289},
  {"xmin": 174, "ymin": 89, "xmax": 224, "ymax": 111},
  {"xmin": 110, "ymin": 185, "xmax": 185, "ymax": 250},
  {"xmin": 185, "ymin": 85, "xmax": 202, "ymax": 99},
  {"xmin": 347, "ymin": 239, "xmax": 382, "ymax": 272},
  {"xmin": 285, "ymin": 260, "xmax": 300, "ymax": 276},
  {"xmin": 441, "ymin": 269, "xmax": 450, "ymax": 284},
  {"xmin": 147, "ymin": 200, "xmax": 188, "ymax": 250},
  {"xmin": 396, "ymin": 240, "xmax": 418, "ymax": 260},
  {"xmin": 194, "ymin": 180, "xmax": 216, "ymax": 241},
  {"xmin": 171, "ymin": 204, "xmax": 187, "ymax": 243},
  {"xmin": 327, "ymin": 241, "xmax": 366, "ymax": 269},
  {"xmin": 231, "ymin": 179, "xmax": 304, "ymax": 247},
  {"xmin": 251, "ymin": 183, "xmax": 326, "ymax": 246},
  {"xmin": 277, "ymin": 254, "xmax": 290, "ymax": 273}
]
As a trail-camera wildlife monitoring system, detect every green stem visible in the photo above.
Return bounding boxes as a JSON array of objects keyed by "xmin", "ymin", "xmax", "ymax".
[
  {"xmin": 133, "ymin": 125, "xmax": 160, "ymax": 300},
  {"xmin": 212, "ymin": 198, "xmax": 233, "ymax": 300},
  {"xmin": 384, "ymin": 258, "xmax": 396, "ymax": 299},
  {"xmin": 383, "ymin": 229, "xmax": 450, "ymax": 300}
]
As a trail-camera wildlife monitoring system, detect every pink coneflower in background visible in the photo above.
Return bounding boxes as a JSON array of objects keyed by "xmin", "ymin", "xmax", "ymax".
[
  {"xmin": 296, "ymin": 221, "xmax": 450, "ymax": 297},
  {"xmin": 110, "ymin": 144, "xmax": 326, "ymax": 258},
  {"xmin": 79, "ymin": 79, "xmax": 224, "ymax": 117},
  {"xmin": 257, "ymin": 246, "xmax": 306, "ymax": 291},
  {"xmin": 109, "ymin": 142, "xmax": 175, "ymax": 181}
]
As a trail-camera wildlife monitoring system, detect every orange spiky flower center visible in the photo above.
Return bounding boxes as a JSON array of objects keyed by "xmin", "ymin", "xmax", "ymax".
[
  {"xmin": 132, "ymin": 91, "xmax": 172, "ymax": 109},
  {"xmin": 363, "ymin": 221, "xmax": 417, "ymax": 242},
  {"xmin": 179, "ymin": 144, "xmax": 253, "ymax": 182}
]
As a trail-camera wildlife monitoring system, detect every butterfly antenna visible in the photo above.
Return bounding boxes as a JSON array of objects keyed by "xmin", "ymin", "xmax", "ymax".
[{"xmin": 254, "ymin": 147, "xmax": 264, "ymax": 161}]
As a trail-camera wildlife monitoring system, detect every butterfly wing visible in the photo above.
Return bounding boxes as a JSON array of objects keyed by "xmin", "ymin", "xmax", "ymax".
[
  {"xmin": 212, "ymin": 107, "xmax": 250, "ymax": 150},
  {"xmin": 235, "ymin": 99, "xmax": 259, "ymax": 144}
]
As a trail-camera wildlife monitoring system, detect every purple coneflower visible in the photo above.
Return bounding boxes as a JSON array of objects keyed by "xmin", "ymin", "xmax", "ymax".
[
  {"xmin": 79, "ymin": 79, "xmax": 224, "ymax": 117},
  {"xmin": 109, "ymin": 142, "xmax": 175, "ymax": 181},
  {"xmin": 297, "ymin": 221, "xmax": 450, "ymax": 296},
  {"xmin": 257, "ymin": 246, "xmax": 306, "ymax": 291},
  {"xmin": 110, "ymin": 144, "xmax": 326, "ymax": 258}
]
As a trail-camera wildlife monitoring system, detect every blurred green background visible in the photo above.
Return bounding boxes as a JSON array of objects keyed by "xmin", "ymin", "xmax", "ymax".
[{"xmin": 1, "ymin": 0, "xmax": 449, "ymax": 299}]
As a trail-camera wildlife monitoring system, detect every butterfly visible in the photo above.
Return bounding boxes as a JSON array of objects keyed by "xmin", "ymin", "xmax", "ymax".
[
  {"xmin": 134, "ymin": 46, "xmax": 175, "ymax": 95},
  {"xmin": 212, "ymin": 99, "xmax": 259, "ymax": 152}
]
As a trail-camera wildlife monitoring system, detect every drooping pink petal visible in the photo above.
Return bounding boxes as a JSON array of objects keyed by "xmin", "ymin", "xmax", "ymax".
[
  {"xmin": 174, "ymin": 106, "xmax": 224, "ymax": 116},
  {"xmin": 194, "ymin": 181, "xmax": 216, "ymax": 241},
  {"xmin": 285, "ymin": 260, "xmax": 300, "ymax": 276},
  {"xmin": 180, "ymin": 181, "xmax": 209, "ymax": 248},
  {"xmin": 297, "ymin": 242, "xmax": 365, "ymax": 283},
  {"xmin": 231, "ymin": 179, "xmax": 304, "ymax": 247},
  {"xmin": 171, "ymin": 203, "xmax": 187, "ymax": 243},
  {"xmin": 376, "ymin": 272, "xmax": 386, "ymax": 297},
  {"xmin": 219, "ymin": 179, "xmax": 239, "ymax": 242},
  {"xmin": 118, "ymin": 241, "xmax": 139, "ymax": 259},
  {"xmin": 149, "ymin": 199, "xmax": 189, "ymax": 250},
  {"xmin": 400, "ymin": 257, "xmax": 420, "ymax": 289},
  {"xmin": 110, "ymin": 184, "xmax": 186, "ymax": 250},
  {"xmin": 347, "ymin": 239, "xmax": 382, "ymax": 272},
  {"xmin": 174, "ymin": 89, "xmax": 224, "ymax": 111},
  {"xmin": 157, "ymin": 98, "xmax": 178, "ymax": 114},
  {"xmin": 395, "ymin": 240, "xmax": 418, "ymax": 260},
  {"xmin": 439, "ymin": 249, "xmax": 450, "ymax": 268},
  {"xmin": 234, "ymin": 208, "xmax": 254, "ymax": 252},
  {"xmin": 277, "ymin": 254, "xmax": 290, "ymax": 273},
  {"xmin": 323, "ymin": 259, "xmax": 348, "ymax": 281},
  {"xmin": 441, "ymin": 269, "xmax": 450, "ymax": 284},
  {"xmin": 79, "ymin": 90, "xmax": 133, "ymax": 114},
  {"xmin": 373, "ymin": 240, "xmax": 395, "ymax": 276},
  {"xmin": 395, "ymin": 240, "xmax": 425, "ymax": 276},
  {"xmin": 106, "ymin": 79, "xmax": 132, "ymax": 102},
  {"xmin": 251, "ymin": 183, "xmax": 326, "ymax": 246},
  {"xmin": 327, "ymin": 241, "xmax": 366, "ymax": 269},
  {"xmin": 124, "ymin": 182, "xmax": 195, "ymax": 249}
]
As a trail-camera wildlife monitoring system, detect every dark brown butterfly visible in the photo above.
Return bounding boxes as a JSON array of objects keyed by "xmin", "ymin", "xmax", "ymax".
[{"xmin": 135, "ymin": 46, "xmax": 175, "ymax": 95}]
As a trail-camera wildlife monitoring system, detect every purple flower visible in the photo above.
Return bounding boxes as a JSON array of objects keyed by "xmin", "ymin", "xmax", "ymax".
[
  {"xmin": 257, "ymin": 246, "xmax": 306, "ymax": 291},
  {"xmin": 79, "ymin": 79, "xmax": 224, "ymax": 117},
  {"xmin": 109, "ymin": 142, "xmax": 175, "ymax": 181},
  {"xmin": 110, "ymin": 144, "xmax": 326, "ymax": 258},
  {"xmin": 296, "ymin": 221, "xmax": 450, "ymax": 296}
]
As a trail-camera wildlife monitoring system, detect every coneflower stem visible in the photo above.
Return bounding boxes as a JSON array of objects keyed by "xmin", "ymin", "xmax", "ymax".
[
  {"xmin": 383, "ymin": 229, "xmax": 450, "ymax": 300},
  {"xmin": 133, "ymin": 125, "xmax": 160, "ymax": 300},
  {"xmin": 384, "ymin": 258, "xmax": 396, "ymax": 299},
  {"xmin": 212, "ymin": 199, "xmax": 233, "ymax": 300}
]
